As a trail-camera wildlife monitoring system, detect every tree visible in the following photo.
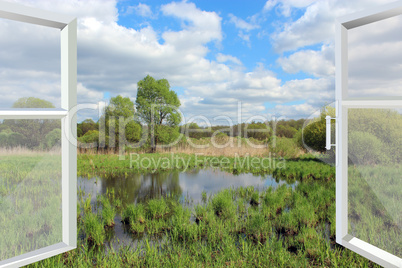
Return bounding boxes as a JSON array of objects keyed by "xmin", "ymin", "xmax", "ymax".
[
  {"xmin": 136, "ymin": 75, "xmax": 181, "ymax": 152},
  {"xmin": 102, "ymin": 95, "xmax": 142, "ymax": 149},
  {"xmin": 12, "ymin": 97, "xmax": 54, "ymax": 108},
  {"xmin": 0, "ymin": 129, "xmax": 27, "ymax": 148},
  {"xmin": 78, "ymin": 130, "xmax": 100, "ymax": 148},
  {"xmin": 77, "ymin": 119, "xmax": 98, "ymax": 137},
  {"xmin": 45, "ymin": 129, "xmax": 61, "ymax": 149},
  {"xmin": 3, "ymin": 97, "xmax": 60, "ymax": 149},
  {"xmin": 348, "ymin": 109, "xmax": 401, "ymax": 164},
  {"xmin": 245, "ymin": 121, "xmax": 271, "ymax": 140}
]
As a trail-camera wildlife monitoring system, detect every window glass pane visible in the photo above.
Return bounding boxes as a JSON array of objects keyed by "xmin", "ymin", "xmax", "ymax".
[
  {"xmin": 0, "ymin": 119, "xmax": 62, "ymax": 260},
  {"xmin": 0, "ymin": 18, "xmax": 60, "ymax": 108},
  {"xmin": 348, "ymin": 108, "xmax": 401, "ymax": 257},
  {"xmin": 348, "ymin": 14, "xmax": 402, "ymax": 98}
]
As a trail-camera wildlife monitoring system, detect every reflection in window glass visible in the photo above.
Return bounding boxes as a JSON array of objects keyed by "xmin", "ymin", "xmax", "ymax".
[
  {"xmin": 0, "ymin": 119, "xmax": 62, "ymax": 260},
  {"xmin": 0, "ymin": 18, "xmax": 60, "ymax": 108},
  {"xmin": 348, "ymin": 14, "xmax": 402, "ymax": 98},
  {"xmin": 348, "ymin": 109, "xmax": 401, "ymax": 257}
]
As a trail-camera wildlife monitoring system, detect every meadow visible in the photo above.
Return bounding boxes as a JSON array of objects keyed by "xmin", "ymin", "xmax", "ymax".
[
  {"xmin": 0, "ymin": 152, "xmax": 62, "ymax": 261},
  {"xmin": 27, "ymin": 174, "xmax": 381, "ymax": 267},
  {"xmin": 348, "ymin": 165, "xmax": 401, "ymax": 258},
  {"xmin": 0, "ymin": 144, "xmax": 396, "ymax": 267}
]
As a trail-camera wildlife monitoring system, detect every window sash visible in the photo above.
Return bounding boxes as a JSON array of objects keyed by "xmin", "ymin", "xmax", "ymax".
[
  {"xmin": 336, "ymin": 2, "xmax": 402, "ymax": 267},
  {"xmin": 0, "ymin": 1, "xmax": 76, "ymax": 267}
]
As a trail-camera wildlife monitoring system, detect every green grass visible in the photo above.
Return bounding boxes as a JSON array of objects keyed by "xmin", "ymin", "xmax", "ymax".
[
  {"xmin": 99, "ymin": 195, "xmax": 116, "ymax": 227},
  {"xmin": 78, "ymin": 153, "xmax": 335, "ymax": 183},
  {"xmin": 348, "ymin": 165, "xmax": 401, "ymax": 258},
  {"xmin": 1, "ymin": 152, "xmax": 389, "ymax": 267},
  {"xmin": 82, "ymin": 211, "xmax": 105, "ymax": 246},
  {"xmin": 25, "ymin": 179, "xmax": 382, "ymax": 267},
  {"xmin": 0, "ymin": 154, "xmax": 62, "ymax": 260}
]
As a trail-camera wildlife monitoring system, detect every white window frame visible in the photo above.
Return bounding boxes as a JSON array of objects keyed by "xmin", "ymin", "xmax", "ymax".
[
  {"xmin": 0, "ymin": 1, "xmax": 77, "ymax": 267},
  {"xmin": 336, "ymin": 1, "xmax": 402, "ymax": 267}
]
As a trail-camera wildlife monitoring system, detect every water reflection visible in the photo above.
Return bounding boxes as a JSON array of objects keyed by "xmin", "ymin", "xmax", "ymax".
[{"xmin": 78, "ymin": 168, "xmax": 297, "ymax": 206}]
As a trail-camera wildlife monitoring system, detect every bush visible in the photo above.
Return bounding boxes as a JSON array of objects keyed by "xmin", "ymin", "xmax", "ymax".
[
  {"xmin": 0, "ymin": 129, "xmax": 27, "ymax": 148},
  {"xmin": 271, "ymin": 137, "xmax": 301, "ymax": 158},
  {"xmin": 125, "ymin": 121, "xmax": 142, "ymax": 143},
  {"xmin": 45, "ymin": 129, "xmax": 61, "ymax": 149},
  {"xmin": 245, "ymin": 122, "xmax": 271, "ymax": 140},
  {"xmin": 301, "ymin": 107, "xmax": 335, "ymax": 152},
  {"xmin": 349, "ymin": 109, "xmax": 401, "ymax": 164},
  {"xmin": 155, "ymin": 125, "xmax": 180, "ymax": 145},
  {"xmin": 349, "ymin": 131, "xmax": 389, "ymax": 165}
]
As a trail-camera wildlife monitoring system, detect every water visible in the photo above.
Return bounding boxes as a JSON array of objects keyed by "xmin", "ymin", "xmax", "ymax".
[
  {"xmin": 77, "ymin": 168, "xmax": 297, "ymax": 251},
  {"xmin": 78, "ymin": 168, "xmax": 297, "ymax": 206}
]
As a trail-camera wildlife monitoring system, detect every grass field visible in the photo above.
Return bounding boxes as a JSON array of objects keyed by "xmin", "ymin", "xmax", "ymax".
[
  {"xmin": 0, "ymin": 151, "xmax": 396, "ymax": 267},
  {"xmin": 0, "ymin": 153, "xmax": 62, "ymax": 261},
  {"xmin": 348, "ymin": 165, "xmax": 401, "ymax": 258},
  {"xmin": 26, "ymin": 180, "xmax": 382, "ymax": 267}
]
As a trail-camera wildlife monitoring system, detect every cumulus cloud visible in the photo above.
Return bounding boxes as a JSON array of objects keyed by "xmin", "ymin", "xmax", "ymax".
[
  {"xmin": 277, "ymin": 43, "xmax": 335, "ymax": 77},
  {"xmin": 268, "ymin": 0, "xmax": 395, "ymax": 53},
  {"xmin": 347, "ymin": 14, "xmax": 402, "ymax": 98},
  {"xmin": 161, "ymin": 1, "xmax": 222, "ymax": 51},
  {"xmin": 272, "ymin": 103, "xmax": 316, "ymax": 119},
  {"xmin": 3, "ymin": 0, "xmax": 390, "ymax": 124}
]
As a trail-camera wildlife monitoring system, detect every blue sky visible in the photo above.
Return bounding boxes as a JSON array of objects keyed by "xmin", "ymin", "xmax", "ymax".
[{"xmin": 0, "ymin": 0, "xmax": 399, "ymax": 124}]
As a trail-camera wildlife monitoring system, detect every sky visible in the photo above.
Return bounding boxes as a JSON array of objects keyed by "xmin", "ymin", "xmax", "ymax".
[{"xmin": 0, "ymin": 0, "xmax": 401, "ymax": 124}]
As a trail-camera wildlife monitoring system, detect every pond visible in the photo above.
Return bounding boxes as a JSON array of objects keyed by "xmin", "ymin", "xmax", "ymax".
[
  {"xmin": 78, "ymin": 168, "xmax": 297, "ymax": 206},
  {"xmin": 77, "ymin": 168, "xmax": 297, "ymax": 251}
]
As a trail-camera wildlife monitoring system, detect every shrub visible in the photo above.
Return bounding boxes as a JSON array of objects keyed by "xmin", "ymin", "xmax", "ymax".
[
  {"xmin": 301, "ymin": 106, "xmax": 335, "ymax": 152},
  {"xmin": 271, "ymin": 137, "xmax": 301, "ymax": 158},
  {"xmin": 45, "ymin": 129, "xmax": 61, "ymax": 149},
  {"xmin": 348, "ymin": 131, "xmax": 389, "ymax": 165}
]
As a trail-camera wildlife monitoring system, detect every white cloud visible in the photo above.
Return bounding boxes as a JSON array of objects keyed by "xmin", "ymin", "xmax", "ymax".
[
  {"xmin": 161, "ymin": 1, "xmax": 222, "ymax": 52},
  {"xmin": 0, "ymin": 0, "xmax": 359, "ymax": 123},
  {"xmin": 347, "ymin": 14, "xmax": 402, "ymax": 98},
  {"xmin": 216, "ymin": 53, "xmax": 242, "ymax": 65},
  {"xmin": 269, "ymin": 0, "xmax": 395, "ymax": 53},
  {"xmin": 9, "ymin": 0, "xmax": 118, "ymax": 24},
  {"xmin": 277, "ymin": 43, "xmax": 334, "ymax": 77},
  {"xmin": 273, "ymin": 103, "xmax": 315, "ymax": 119},
  {"xmin": 237, "ymin": 31, "xmax": 251, "ymax": 46},
  {"xmin": 228, "ymin": 14, "xmax": 259, "ymax": 31},
  {"xmin": 264, "ymin": 0, "xmax": 315, "ymax": 17},
  {"xmin": 127, "ymin": 3, "xmax": 153, "ymax": 18}
]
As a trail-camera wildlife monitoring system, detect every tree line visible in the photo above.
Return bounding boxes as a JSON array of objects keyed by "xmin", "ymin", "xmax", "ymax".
[{"xmin": 4, "ymin": 74, "xmax": 390, "ymax": 157}]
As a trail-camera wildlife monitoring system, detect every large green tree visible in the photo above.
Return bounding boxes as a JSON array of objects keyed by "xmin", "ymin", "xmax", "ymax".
[
  {"xmin": 101, "ymin": 95, "xmax": 142, "ymax": 149},
  {"xmin": 136, "ymin": 75, "xmax": 181, "ymax": 152}
]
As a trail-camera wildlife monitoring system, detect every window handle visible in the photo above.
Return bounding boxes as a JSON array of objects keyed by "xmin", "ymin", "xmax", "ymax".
[{"xmin": 326, "ymin": 116, "xmax": 336, "ymax": 150}]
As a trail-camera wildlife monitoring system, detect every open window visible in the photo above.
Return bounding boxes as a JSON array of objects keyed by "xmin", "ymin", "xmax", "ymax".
[
  {"xmin": 335, "ymin": 2, "xmax": 402, "ymax": 267},
  {"xmin": 0, "ymin": 1, "xmax": 76, "ymax": 267}
]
